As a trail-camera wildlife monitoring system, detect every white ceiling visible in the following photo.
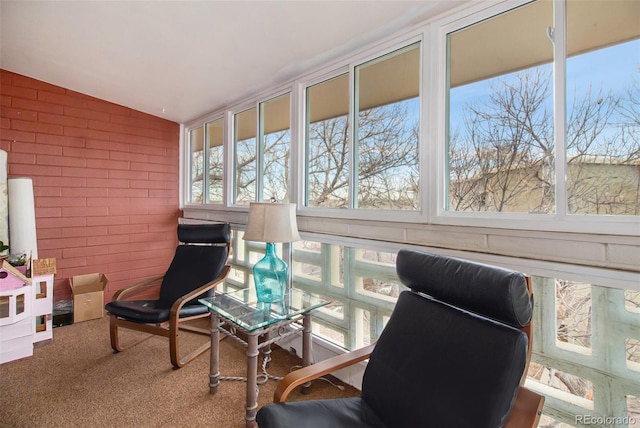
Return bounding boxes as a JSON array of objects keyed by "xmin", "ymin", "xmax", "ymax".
[{"xmin": 0, "ymin": 1, "xmax": 464, "ymax": 124}]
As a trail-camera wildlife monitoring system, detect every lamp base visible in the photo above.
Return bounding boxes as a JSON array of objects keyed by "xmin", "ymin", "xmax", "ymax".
[{"xmin": 253, "ymin": 243, "xmax": 287, "ymax": 303}]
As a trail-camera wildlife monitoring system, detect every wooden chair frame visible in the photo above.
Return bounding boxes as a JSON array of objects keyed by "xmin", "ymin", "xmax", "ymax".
[
  {"xmin": 271, "ymin": 277, "xmax": 545, "ymax": 427},
  {"xmin": 109, "ymin": 241, "xmax": 230, "ymax": 369}
]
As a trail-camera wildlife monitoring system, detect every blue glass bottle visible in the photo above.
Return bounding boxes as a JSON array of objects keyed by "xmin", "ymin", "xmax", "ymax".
[{"xmin": 253, "ymin": 243, "xmax": 287, "ymax": 302}]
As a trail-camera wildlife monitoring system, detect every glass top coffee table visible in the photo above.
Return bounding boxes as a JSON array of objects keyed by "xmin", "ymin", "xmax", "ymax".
[{"xmin": 199, "ymin": 288, "xmax": 330, "ymax": 428}]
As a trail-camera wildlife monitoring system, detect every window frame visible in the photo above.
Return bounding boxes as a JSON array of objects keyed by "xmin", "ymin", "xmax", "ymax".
[
  {"xmin": 431, "ymin": 0, "xmax": 639, "ymax": 236},
  {"xmin": 296, "ymin": 35, "xmax": 425, "ymax": 223},
  {"xmin": 181, "ymin": 0, "xmax": 639, "ymax": 237}
]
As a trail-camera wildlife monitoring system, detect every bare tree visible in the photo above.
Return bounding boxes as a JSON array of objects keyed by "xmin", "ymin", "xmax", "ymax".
[{"xmin": 449, "ymin": 68, "xmax": 640, "ymax": 215}]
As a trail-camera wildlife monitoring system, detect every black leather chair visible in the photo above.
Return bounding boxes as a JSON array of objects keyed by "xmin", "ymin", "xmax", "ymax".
[
  {"xmin": 105, "ymin": 223, "xmax": 231, "ymax": 369},
  {"xmin": 256, "ymin": 249, "xmax": 544, "ymax": 428}
]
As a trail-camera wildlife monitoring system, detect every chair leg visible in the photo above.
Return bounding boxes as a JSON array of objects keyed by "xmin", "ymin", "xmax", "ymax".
[
  {"xmin": 169, "ymin": 321, "xmax": 214, "ymax": 369},
  {"xmin": 109, "ymin": 314, "xmax": 153, "ymax": 353}
]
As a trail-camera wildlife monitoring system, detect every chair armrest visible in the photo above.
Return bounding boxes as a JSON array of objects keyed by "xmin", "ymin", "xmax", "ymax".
[
  {"xmin": 111, "ymin": 274, "xmax": 164, "ymax": 301},
  {"xmin": 505, "ymin": 386, "xmax": 545, "ymax": 428},
  {"xmin": 274, "ymin": 343, "xmax": 376, "ymax": 403},
  {"xmin": 170, "ymin": 265, "xmax": 231, "ymax": 318}
]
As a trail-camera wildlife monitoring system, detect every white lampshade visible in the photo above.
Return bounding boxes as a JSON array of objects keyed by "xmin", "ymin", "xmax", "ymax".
[{"xmin": 243, "ymin": 202, "xmax": 301, "ymax": 243}]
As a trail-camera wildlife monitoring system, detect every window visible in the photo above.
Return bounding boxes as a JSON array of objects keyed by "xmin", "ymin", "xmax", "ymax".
[
  {"xmin": 565, "ymin": 0, "xmax": 640, "ymax": 215},
  {"xmin": 446, "ymin": 1, "xmax": 555, "ymax": 213},
  {"xmin": 206, "ymin": 118, "xmax": 224, "ymax": 204},
  {"xmin": 354, "ymin": 43, "xmax": 420, "ymax": 210},
  {"xmin": 233, "ymin": 108, "xmax": 257, "ymax": 205},
  {"xmin": 304, "ymin": 42, "xmax": 421, "ymax": 211},
  {"xmin": 305, "ymin": 74, "xmax": 350, "ymax": 207},
  {"xmin": 445, "ymin": 0, "xmax": 640, "ymax": 217},
  {"xmin": 188, "ymin": 126, "xmax": 204, "ymax": 204},
  {"xmin": 260, "ymin": 94, "xmax": 291, "ymax": 202}
]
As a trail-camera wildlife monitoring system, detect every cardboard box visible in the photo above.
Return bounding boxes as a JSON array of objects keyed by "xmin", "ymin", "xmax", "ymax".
[{"xmin": 69, "ymin": 273, "xmax": 108, "ymax": 323}]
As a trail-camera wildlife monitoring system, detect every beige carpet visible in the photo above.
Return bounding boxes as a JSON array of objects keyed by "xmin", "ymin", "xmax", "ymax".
[{"xmin": 0, "ymin": 316, "xmax": 359, "ymax": 428}]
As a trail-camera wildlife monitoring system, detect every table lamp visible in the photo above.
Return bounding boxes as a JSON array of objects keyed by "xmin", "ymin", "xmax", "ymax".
[{"xmin": 243, "ymin": 202, "xmax": 301, "ymax": 302}]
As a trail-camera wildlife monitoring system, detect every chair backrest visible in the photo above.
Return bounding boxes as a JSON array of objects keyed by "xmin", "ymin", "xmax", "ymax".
[
  {"xmin": 158, "ymin": 223, "xmax": 231, "ymax": 307},
  {"xmin": 361, "ymin": 249, "xmax": 533, "ymax": 428}
]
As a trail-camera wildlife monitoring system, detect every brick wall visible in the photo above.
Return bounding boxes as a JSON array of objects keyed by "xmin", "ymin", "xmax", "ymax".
[{"xmin": 0, "ymin": 70, "xmax": 181, "ymax": 302}]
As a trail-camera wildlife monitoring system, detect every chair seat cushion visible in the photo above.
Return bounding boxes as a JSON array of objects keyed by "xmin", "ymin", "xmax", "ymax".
[
  {"xmin": 105, "ymin": 299, "xmax": 209, "ymax": 324},
  {"xmin": 256, "ymin": 397, "xmax": 385, "ymax": 428}
]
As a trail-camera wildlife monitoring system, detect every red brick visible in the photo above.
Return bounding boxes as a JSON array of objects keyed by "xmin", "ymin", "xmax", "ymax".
[
  {"xmin": 41, "ymin": 236, "xmax": 87, "ymax": 251},
  {"xmin": 108, "ymin": 204, "xmax": 149, "ymax": 216},
  {"xmin": 35, "ymin": 207, "xmax": 62, "ymax": 218},
  {"xmin": 61, "ymin": 206, "xmax": 109, "ymax": 217},
  {"xmin": 33, "ymin": 176, "xmax": 86, "ymax": 188},
  {"xmin": 64, "ymin": 244, "xmax": 110, "ymax": 258},
  {"xmin": 54, "ymin": 256, "xmax": 89, "ymax": 270},
  {"xmin": 61, "ymin": 166, "xmax": 108, "ymax": 178},
  {"xmin": 61, "ymin": 226, "xmax": 109, "ymax": 238},
  {"xmin": 11, "ymin": 73, "xmax": 66, "ymax": 93},
  {"xmin": 37, "ymin": 217, "xmax": 86, "ymax": 229},
  {"xmin": 63, "ymin": 146, "xmax": 109, "ymax": 160},
  {"xmin": 35, "ymin": 133, "xmax": 85, "ymax": 147},
  {"xmin": 86, "ymin": 158, "xmax": 129, "ymax": 170},
  {"xmin": 10, "ymin": 164, "xmax": 61, "ymax": 177},
  {"xmin": 36, "ymin": 154, "xmax": 87, "ymax": 168},
  {"xmin": 0, "ymin": 84, "xmax": 37, "ymax": 100},
  {"xmin": 64, "ymin": 106, "xmax": 110, "ymax": 122},
  {"xmin": 108, "ymin": 224, "xmax": 148, "ymax": 235},
  {"xmin": 39, "ymin": 112, "xmax": 88, "ymax": 128},
  {"xmin": 34, "ymin": 186, "xmax": 62, "ymax": 197},
  {"xmin": 64, "ymin": 126, "xmax": 110, "ymax": 141},
  {"xmin": 86, "ymin": 215, "xmax": 130, "ymax": 227},
  {"xmin": 8, "ymin": 152, "xmax": 36, "ymax": 164},
  {"xmin": 13, "ymin": 141, "xmax": 64, "ymax": 156},
  {"xmin": 109, "ymin": 150, "xmax": 148, "ymax": 163},
  {"xmin": 86, "ymin": 178, "xmax": 129, "ymax": 188},
  {"xmin": 108, "ymin": 188, "xmax": 148, "ymax": 198},
  {"xmin": 0, "ymin": 129, "xmax": 36, "ymax": 142},
  {"xmin": 11, "ymin": 97, "xmax": 64, "ymax": 115},
  {"xmin": 1, "ymin": 106, "xmax": 38, "ymax": 121},
  {"xmin": 62, "ymin": 187, "xmax": 108, "ymax": 198},
  {"xmin": 38, "ymin": 196, "xmax": 87, "ymax": 208},
  {"xmin": 108, "ymin": 169, "xmax": 148, "ymax": 180},
  {"xmin": 89, "ymin": 119, "xmax": 165, "ymax": 139},
  {"xmin": 37, "ymin": 227, "xmax": 62, "ymax": 239},
  {"xmin": 12, "ymin": 119, "xmax": 63, "ymax": 135},
  {"xmin": 86, "ymin": 234, "xmax": 130, "ymax": 246}
]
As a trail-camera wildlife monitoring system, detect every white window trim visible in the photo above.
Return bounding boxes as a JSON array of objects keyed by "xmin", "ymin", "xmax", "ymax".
[
  {"xmin": 430, "ymin": 0, "xmax": 640, "ymax": 237},
  {"xmin": 181, "ymin": 0, "xmax": 640, "ymax": 238}
]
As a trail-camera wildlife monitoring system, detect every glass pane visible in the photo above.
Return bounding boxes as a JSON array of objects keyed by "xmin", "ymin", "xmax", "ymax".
[
  {"xmin": 625, "ymin": 290, "xmax": 640, "ymax": 313},
  {"xmin": 16, "ymin": 293, "xmax": 24, "ymax": 314},
  {"xmin": 189, "ymin": 126, "xmax": 204, "ymax": 203},
  {"xmin": 234, "ymin": 107, "xmax": 257, "ymax": 204},
  {"xmin": 261, "ymin": 94, "xmax": 291, "ymax": 202},
  {"xmin": 355, "ymin": 43, "xmax": 420, "ymax": 210},
  {"xmin": 292, "ymin": 240, "xmax": 322, "ymax": 281},
  {"xmin": 556, "ymin": 280, "xmax": 592, "ymax": 350},
  {"xmin": 447, "ymin": 1, "xmax": 555, "ymax": 213},
  {"xmin": 0, "ymin": 296, "xmax": 8, "ymax": 318},
  {"xmin": 628, "ymin": 396, "xmax": 640, "ymax": 425},
  {"xmin": 305, "ymin": 74, "xmax": 349, "ymax": 208},
  {"xmin": 206, "ymin": 118, "xmax": 224, "ymax": 204},
  {"xmin": 566, "ymin": 0, "xmax": 640, "ymax": 215}
]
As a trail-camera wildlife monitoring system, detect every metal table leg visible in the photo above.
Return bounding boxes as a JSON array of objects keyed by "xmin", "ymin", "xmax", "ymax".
[
  {"xmin": 245, "ymin": 332, "xmax": 259, "ymax": 428},
  {"xmin": 209, "ymin": 314, "xmax": 220, "ymax": 394},
  {"xmin": 301, "ymin": 312, "xmax": 313, "ymax": 394}
]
